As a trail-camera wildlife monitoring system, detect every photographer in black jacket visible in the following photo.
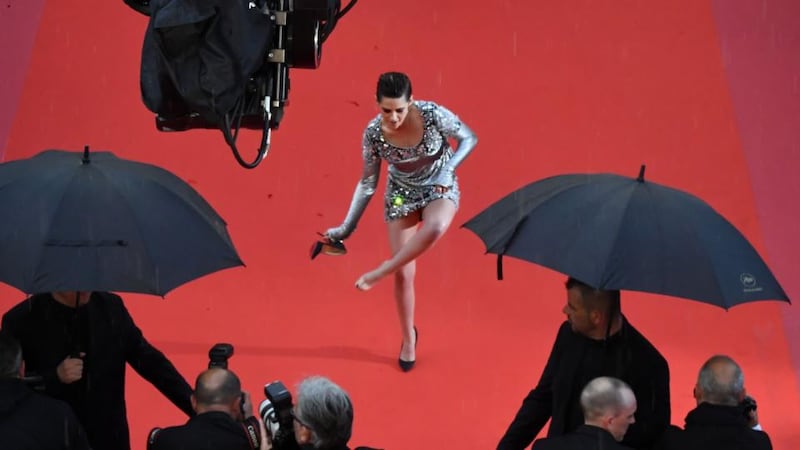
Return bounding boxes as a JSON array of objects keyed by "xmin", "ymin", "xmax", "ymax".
[
  {"xmin": 261, "ymin": 375, "xmax": 380, "ymax": 450},
  {"xmin": 2, "ymin": 291, "xmax": 194, "ymax": 450},
  {"xmin": 655, "ymin": 355, "xmax": 772, "ymax": 450},
  {"xmin": 148, "ymin": 367, "xmax": 260, "ymax": 450},
  {"xmin": 0, "ymin": 332, "xmax": 91, "ymax": 450},
  {"xmin": 289, "ymin": 376, "xmax": 355, "ymax": 450}
]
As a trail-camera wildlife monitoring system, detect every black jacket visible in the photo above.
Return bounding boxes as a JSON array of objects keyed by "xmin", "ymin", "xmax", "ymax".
[
  {"xmin": 148, "ymin": 411, "xmax": 255, "ymax": 450},
  {"xmin": 0, "ymin": 378, "xmax": 91, "ymax": 450},
  {"xmin": 655, "ymin": 403, "xmax": 772, "ymax": 450},
  {"xmin": 532, "ymin": 425, "xmax": 632, "ymax": 450},
  {"xmin": 497, "ymin": 318, "xmax": 670, "ymax": 450},
  {"xmin": 148, "ymin": 415, "xmax": 381, "ymax": 450},
  {"xmin": 1, "ymin": 292, "xmax": 194, "ymax": 450}
]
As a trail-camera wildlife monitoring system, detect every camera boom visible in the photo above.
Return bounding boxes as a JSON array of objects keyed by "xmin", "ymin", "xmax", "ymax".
[{"xmin": 130, "ymin": 0, "xmax": 358, "ymax": 169}]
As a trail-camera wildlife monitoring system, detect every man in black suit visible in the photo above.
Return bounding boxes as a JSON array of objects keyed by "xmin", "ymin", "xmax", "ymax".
[
  {"xmin": 532, "ymin": 376, "xmax": 636, "ymax": 450},
  {"xmin": 1, "ymin": 291, "xmax": 194, "ymax": 450},
  {"xmin": 497, "ymin": 278, "xmax": 670, "ymax": 450},
  {"xmin": 655, "ymin": 355, "xmax": 772, "ymax": 450},
  {"xmin": 0, "ymin": 332, "xmax": 91, "ymax": 450},
  {"xmin": 148, "ymin": 367, "xmax": 260, "ymax": 450}
]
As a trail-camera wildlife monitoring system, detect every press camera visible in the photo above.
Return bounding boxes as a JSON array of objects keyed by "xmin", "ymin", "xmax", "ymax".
[
  {"xmin": 260, "ymin": 381, "xmax": 301, "ymax": 450},
  {"xmin": 206, "ymin": 344, "xmax": 299, "ymax": 449}
]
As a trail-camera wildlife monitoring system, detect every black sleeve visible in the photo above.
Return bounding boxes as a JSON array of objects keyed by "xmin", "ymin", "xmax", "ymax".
[
  {"xmin": 497, "ymin": 324, "xmax": 568, "ymax": 450},
  {"xmin": 114, "ymin": 297, "xmax": 194, "ymax": 417},
  {"xmin": 65, "ymin": 405, "xmax": 92, "ymax": 450},
  {"xmin": 530, "ymin": 438, "xmax": 547, "ymax": 450},
  {"xmin": 757, "ymin": 430, "xmax": 773, "ymax": 450},
  {"xmin": 621, "ymin": 348, "xmax": 671, "ymax": 449},
  {"xmin": 2, "ymin": 304, "xmax": 69, "ymax": 397},
  {"xmin": 651, "ymin": 425, "xmax": 681, "ymax": 450}
]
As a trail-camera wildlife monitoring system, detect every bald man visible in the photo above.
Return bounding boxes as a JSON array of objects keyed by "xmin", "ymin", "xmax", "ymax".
[
  {"xmin": 148, "ymin": 368, "xmax": 259, "ymax": 450},
  {"xmin": 656, "ymin": 355, "xmax": 772, "ymax": 450},
  {"xmin": 531, "ymin": 377, "xmax": 636, "ymax": 450}
]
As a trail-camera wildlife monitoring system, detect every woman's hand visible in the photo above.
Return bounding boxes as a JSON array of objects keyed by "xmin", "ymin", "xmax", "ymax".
[{"xmin": 323, "ymin": 226, "xmax": 347, "ymax": 242}]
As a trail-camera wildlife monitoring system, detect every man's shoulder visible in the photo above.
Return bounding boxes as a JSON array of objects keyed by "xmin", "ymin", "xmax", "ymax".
[
  {"xmin": 28, "ymin": 389, "xmax": 75, "ymax": 411},
  {"xmin": 92, "ymin": 291, "xmax": 124, "ymax": 305},
  {"xmin": 533, "ymin": 431, "xmax": 630, "ymax": 450},
  {"xmin": 2, "ymin": 300, "xmax": 28, "ymax": 323},
  {"xmin": 15, "ymin": 386, "xmax": 79, "ymax": 421},
  {"xmin": 531, "ymin": 435, "xmax": 558, "ymax": 450},
  {"xmin": 89, "ymin": 292, "xmax": 129, "ymax": 316},
  {"xmin": 150, "ymin": 412, "xmax": 250, "ymax": 447},
  {"xmin": 2, "ymin": 295, "xmax": 51, "ymax": 328},
  {"xmin": 148, "ymin": 421, "xmax": 198, "ymax": 448},
  {"xmin": 659, "ymin": 423, "xmax": 772, "ymax": 450},
  {"xmin": 623, "ymin": 319, "xmax": 668, "ymax": 363},
  {"xmin": 551, "ymin": 321, "xmax": 579, "ymax": 345}
]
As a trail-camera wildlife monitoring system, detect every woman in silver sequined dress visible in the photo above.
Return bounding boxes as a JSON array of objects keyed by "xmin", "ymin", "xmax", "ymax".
[{"xmin": 324, "ymin": 72, "xmax": 478, "ymax": 371}]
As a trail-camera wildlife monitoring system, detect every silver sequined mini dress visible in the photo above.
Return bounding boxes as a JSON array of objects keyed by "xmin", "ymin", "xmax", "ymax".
[{"xmin": 361, "ymin": 100, "xmax": 463, "ymax": 221}]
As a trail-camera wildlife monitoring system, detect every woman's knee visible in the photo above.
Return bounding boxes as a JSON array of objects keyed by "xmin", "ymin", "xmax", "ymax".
[
  {"xmin": 395, "ymin": 264, "xmax": 416, "ymax": 284},
  {"xmin": 422, "ymin": 218, "xmax": 451, "ymax": 240}
]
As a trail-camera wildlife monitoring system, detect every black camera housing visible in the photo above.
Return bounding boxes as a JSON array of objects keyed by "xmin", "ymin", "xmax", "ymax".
[
  {"xmin": 740, "ymin": 396, "xmax": 757, "ymax": 419},
  {"xmin": 208, "ymin": 343, "xmax": 234, "ymax": 369},
  {"xmin": 260, "ymin": 381, "xmax": 300, "ymax": 450},
  {"xmin": 129, "ymin": 0, "xmax": 356, "ymax": 169}
]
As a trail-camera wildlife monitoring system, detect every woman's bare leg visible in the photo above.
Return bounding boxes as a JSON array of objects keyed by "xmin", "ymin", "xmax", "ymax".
[
  {"xmin": 355, "ymin": 199, "xmax": 457, "ymax": 290},
  {"xmin": 385, "ymin": 213, "xmax": 421, "ymax": 362}
]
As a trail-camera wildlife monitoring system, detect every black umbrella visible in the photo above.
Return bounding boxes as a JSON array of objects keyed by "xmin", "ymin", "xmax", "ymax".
[
  {"xmin": 463, "ymin": 166, "xmax": 790, "ymax": 309},
  {"xmin": 0, "ymin": 148, "xmax": 243, "ymax": 296}
]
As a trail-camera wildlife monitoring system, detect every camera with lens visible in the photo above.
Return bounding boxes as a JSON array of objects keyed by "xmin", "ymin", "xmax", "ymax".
[
  {"xmin": 206, "ymin": 344, "xmax": 300, "ymax": 449},
  {"xmin": 259, "ymin": 381, "xmax": 301, "ymax": 450},
  {"xmin": 740, "ymin": 395, "xmax": 757, "ymax": 420}
]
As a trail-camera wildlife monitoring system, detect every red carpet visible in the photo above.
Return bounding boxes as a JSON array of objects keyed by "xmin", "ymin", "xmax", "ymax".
[{"xmin": 1, "ymin": 1, "xmax": 799, "ymax": 448}]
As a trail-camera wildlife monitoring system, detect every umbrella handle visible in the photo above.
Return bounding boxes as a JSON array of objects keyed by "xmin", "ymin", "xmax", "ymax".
[{"xmin": 497, "ymin": 255, "xmax": 504, "ymax": 281}]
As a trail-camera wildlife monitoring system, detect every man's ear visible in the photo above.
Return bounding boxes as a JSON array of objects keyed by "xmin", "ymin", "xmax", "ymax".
[
  {"xmin": 231, "ymin": 394, "xmax": 245, "ymax": 418},
  {"xmin": 18, "ymin": 360, "xmax": 25, "ymax": 378},
  {"xmin": 738, "ymin": 387, "xmax": 747, "ymax": 402},
  {"xmin": 602, "ymin": 412, "xmax": 616, "ymax": 429},
  {"xmin": 692, "ymin": 386, "xmax": 702, "ymax": 403},
  {"xmin": 296, "ymin": 426, "xmax": 312, "ymax": 444},
  {"xmin": 191, "ymin": 394, "xmax": 198, "ymax": 412},
  {"xmin": 589, "ymin": 309, "xmax": 603, "ymax": 325}
]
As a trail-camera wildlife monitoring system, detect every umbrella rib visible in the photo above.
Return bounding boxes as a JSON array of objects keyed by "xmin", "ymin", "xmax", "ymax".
[
  {"xmin": 598, "ymin": 181, "xmax": 648, "ymax": 289},
  {"xmin": 103, "ymin": 163, "xmax": 242, "ymax": 295},
  {"xmin": 29, "ymin": 166, "xmax": 90, "ymax": 292},
  {"xmin": 488, "ymin": 177, "xmax": 597, "ymax": 254},
  {"xmin": 96, "ymin": 164, "xmax": 163, "ymax": 295}
]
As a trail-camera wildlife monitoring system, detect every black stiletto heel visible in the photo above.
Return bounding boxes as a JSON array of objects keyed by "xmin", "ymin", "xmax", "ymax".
[{"xmin": 398, "ymin": 326, "xmax": 418, "ymax": 372}]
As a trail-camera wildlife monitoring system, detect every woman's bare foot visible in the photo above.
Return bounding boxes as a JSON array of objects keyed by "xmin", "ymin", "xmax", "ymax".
[{"xmin": 355, "ymin": 262, "xmax": 391, "ymax": 290}]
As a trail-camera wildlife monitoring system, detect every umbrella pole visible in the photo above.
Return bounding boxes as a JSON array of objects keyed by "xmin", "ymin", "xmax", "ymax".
[{"xmin": 71, "ymin": 292, "xmax": 81, "ymax": 358}]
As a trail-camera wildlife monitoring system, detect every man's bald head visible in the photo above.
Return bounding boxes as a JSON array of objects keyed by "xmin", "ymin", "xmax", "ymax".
[
  {"xmin": 580, "ymin": 377, "xmax": 637, "ymax": 442},
  {"xmin": 696, "ymin": 355, "xmax": 745, "ymax": 406},
  {"xmin": 194, "ymin": 368, "xmax": 242, "ymax": 407},
  {"xmin": 581, "ymin": 377, "xmax": 636, "ymax": 421}
]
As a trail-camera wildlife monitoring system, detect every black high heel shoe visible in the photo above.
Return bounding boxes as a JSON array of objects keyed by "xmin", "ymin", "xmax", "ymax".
[{"xmin": 398, "ymin": 327, "xmax": 418, "ymax": 372}]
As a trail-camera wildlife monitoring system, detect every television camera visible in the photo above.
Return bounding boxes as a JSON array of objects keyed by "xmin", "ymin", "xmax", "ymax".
[{"xmin": 125, "ymin": 0, "xmax": 357, "ymax": 169}]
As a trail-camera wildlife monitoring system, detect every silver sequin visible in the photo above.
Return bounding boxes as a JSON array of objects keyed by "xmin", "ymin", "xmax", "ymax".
[{"xmin": 360, "ymin": 101, "xmax": 463, "ymax": 221}]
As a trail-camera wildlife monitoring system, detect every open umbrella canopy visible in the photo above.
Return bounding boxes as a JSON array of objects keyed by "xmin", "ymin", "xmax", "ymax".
[
  {"xmin": 0, "ymin": 148, "xmax": 243, "ymax": 295},
  {"xmin": 463, "ymin": 166, "xmax": 790, "ymax": 309}
]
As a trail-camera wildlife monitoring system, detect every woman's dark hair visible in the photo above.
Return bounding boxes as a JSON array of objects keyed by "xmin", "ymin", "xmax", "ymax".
[{"xmin": 376, "ymin": 72, "xmax": 412, "ymax": 101}]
